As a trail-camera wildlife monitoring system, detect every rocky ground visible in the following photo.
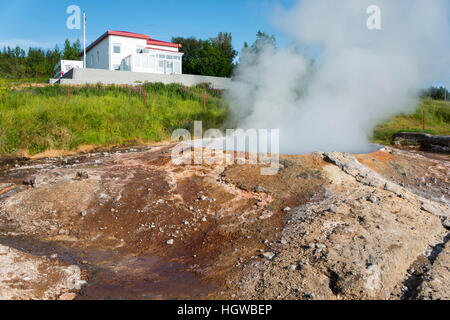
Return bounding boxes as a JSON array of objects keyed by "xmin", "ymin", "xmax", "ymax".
[
  {"xmin": 0, "ymin": 243, "xmax": 86, "ymax": 300},
  {"xmin": 0, "ymin": 145, "xmax": 448, "ymax": 300}
]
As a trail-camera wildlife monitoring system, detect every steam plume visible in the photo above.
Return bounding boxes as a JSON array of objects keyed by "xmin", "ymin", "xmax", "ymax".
[{"xmin": 227, "ymin": 0, "xmax": 450, "ymax": 154}]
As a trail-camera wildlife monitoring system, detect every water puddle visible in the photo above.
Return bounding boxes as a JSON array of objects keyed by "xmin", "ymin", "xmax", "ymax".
[
  {"xmin": 78, "ymin": 254, "xmax": 215, "ymax": 300},
  {"xmin": 0, "ymin": 233, "xmax": 215, "ymax": 300}
]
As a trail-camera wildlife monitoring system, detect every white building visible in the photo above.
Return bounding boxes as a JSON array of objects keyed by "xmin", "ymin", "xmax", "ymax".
[
  {"xmin": 54, "ymin": 60, "xmax": 84, "ymax": 78},
  {"xmin": 81, "ymin": 30, "xmax": 184, "ymax": 74}
]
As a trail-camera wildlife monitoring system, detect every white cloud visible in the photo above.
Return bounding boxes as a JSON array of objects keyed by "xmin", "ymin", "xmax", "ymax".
[{"xmin": 0, "ymin": 38, "xmax": 64, "ymax": 49}]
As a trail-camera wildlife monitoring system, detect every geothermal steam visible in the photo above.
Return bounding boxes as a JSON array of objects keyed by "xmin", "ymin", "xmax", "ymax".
[{"xmin": 227, "ymin": 0, "xmax": 450, "ymax": 154}]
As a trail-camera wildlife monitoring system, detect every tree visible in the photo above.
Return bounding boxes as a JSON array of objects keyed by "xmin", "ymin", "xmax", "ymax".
[
  {"xmin": 172, "ymin": 37, "xmax": 204, "ymax": 75},
  {"xmin": 45, "ymin": 46, "xmax": 62, "ymax": 76},
  {"xmin": 62, "ymin": 39, "xmax": 81, "ymax": 61},
  {"xmin": 210, "ymin": 32, "xmax": 237, "ymax": 75},
  {"xmin": 238, "ymin": 31, "xmax": 277, "ymax": 68},
  {"xmin": 421, "ymin": 86, "xmax": 449, "ymax": 101},
  {"xmin": 0, "ymin": 42, "xmax": 64, "ymax": 78},
  {"xmin": 0, "ymin": 46, "xmax": 26, "ymax": 78},
  {"xmin": 26, "ymin": 48, "xmax": 47, "ymax": 77},
  {"xmin": 196, "ymin": 41, "xmax": 231, "ymax": 77},
  {"xmin": 249, "ymin": 31, "xmax": 276, "ymax": 55},
  {"xmin": 172, "ymin": 32, "xmax": 237, "ymax": 77}
]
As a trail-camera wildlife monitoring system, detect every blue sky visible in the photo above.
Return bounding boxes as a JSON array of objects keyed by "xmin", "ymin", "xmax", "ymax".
[
  {"xmin": 0, "ymin": 0, "xmax": 448, "ymax": 87},
  {"xmin": 0, "ymin": 0, "xmax": 296, "ymax": 53}
]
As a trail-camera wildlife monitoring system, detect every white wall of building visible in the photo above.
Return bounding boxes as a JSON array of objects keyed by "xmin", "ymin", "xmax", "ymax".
[
  {"xmin": 82, "ymin": 33, "xmax": 183, "ymax": 74},
  {"xmin": 132, "ymin": 51, "xmax": 183, "ymax": 74},
  {"xmin": 60, "ymin": 68, "xmax": 231, "ymax": 90},
  {"xmin": 54, "ymin": 60, "xmax": 84, "ymax": 78},
  {"xmin": 86, "ymin": 37, "xmax": 110, "ymax": 70},
  {"xmin": 147, "ymin": 44, "xmax": 179, "ymax": 52},
  {"xmin": 108, "ymin": 35, "xmax": 148, "ymax": 71}
]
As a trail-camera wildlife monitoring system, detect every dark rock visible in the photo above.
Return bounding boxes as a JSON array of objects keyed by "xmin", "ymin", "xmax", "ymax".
[
  {"xmin": 75, "ymin": 171, "xmax": 89, "ymax": 180},
  {"xmin": 392, "ymin": 132, "xmax": 450, "ymax": 153},
  {"xmin": 443, "ymin": 218, "xmax": 450, "ymax": 229},
  {"xmin": 23, "ymin": 177, "xmax": 36, "ymax": 188},
  {"xmin": 327, "ymin": 205, "xmax": 338, "ymax": 213}
]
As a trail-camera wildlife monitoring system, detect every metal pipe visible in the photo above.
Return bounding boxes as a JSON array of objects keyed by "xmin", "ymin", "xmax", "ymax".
[{"xmin": 83, "ymin": 12, "xmax": 86, "ymax": 68}]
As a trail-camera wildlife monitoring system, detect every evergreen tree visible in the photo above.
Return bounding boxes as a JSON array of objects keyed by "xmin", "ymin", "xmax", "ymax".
[
  {"xmin": 62, "ymin": 39, "xmax": 81, "ymax": 61},
  {"xmin": 0, "ymin": 40, "xmax": 72, "ymax": 78}
]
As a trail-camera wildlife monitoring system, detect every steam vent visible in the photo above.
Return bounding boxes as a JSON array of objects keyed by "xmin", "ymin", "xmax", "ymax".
[{"xmin": 1, "ymin": 0, "xmax": 449, "ymax": 306}]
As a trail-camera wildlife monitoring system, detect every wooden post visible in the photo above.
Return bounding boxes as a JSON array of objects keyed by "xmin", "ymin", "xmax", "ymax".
[
  {"xmin": 423, "ymin": 110, "xmax": 426, "ymax": 131},
  {"xmin": 203, "ymin": 90, "xmax": 206, "ymax": 112}
]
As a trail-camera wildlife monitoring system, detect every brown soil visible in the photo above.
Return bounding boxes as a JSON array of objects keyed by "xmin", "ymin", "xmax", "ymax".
[{"xmin": 0, "ymin": 145, "xmax": 448, "ymax": 300}]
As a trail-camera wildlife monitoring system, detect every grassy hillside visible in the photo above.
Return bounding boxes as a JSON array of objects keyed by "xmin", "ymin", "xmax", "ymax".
[
  {"xmin": 0, "ymin": 78, "xmax": 448, "ymax": 156},
  {"xmin": 373, "ymin": 99, "xmax": 450, "ymax": 145},
  {"xmin": 0, "ymin": 82, "xmax": 229, "ymax": 155}
]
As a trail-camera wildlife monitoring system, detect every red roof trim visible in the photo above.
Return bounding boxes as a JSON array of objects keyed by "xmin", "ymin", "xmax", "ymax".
[
  {"xmin": 109, "ymin": 30, "xmax": 150, "ymax": 40},
  {"xmin": 80, "ymin": 30, "xmax": 181, "ymax": 56}
]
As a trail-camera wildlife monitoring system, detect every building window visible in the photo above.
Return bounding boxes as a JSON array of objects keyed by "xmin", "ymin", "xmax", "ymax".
[
  {"xmin": 113, "ymin": 43, "xmax": 121, "ymax": 54},
  {"xmin": 120, "ymin": 56, "xmax": 131, "ymax": 71},
  {"xmin": 157, "ymin": 60, "xmax": 164, "ymax": 73},
  {"xmin": 174, "ymin": 60, "xmax": 181, "ymax": 74},
  {"xmin": 166, "ymin": 61, "xmax": 174, "ymax": 74}
]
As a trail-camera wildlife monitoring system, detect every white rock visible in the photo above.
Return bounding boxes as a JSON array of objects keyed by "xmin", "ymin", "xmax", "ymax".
[
  {"xmin": 261, "ymin": 252, "xmax": 275, "ymax": 260},
  {"xmin": 368, "ymin": 195, "xmax": 377, "ymax": 204}
]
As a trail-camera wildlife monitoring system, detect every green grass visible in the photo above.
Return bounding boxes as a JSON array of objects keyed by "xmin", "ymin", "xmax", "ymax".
[
  {"xmin": 0, "ymin": 82, "xmax": 229, "ymax": 155},
  {"xmin": 1, "ymin": 78, "xmax": 448, "ymax": 156},
  {"xmin": 373, "ymin": 98, "xmax": 450, "ymax": 145}
]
